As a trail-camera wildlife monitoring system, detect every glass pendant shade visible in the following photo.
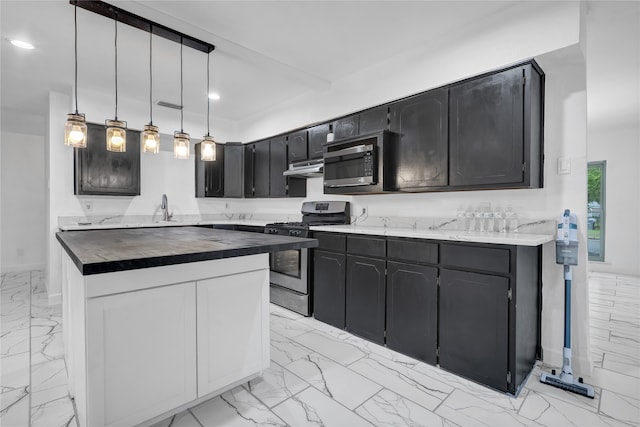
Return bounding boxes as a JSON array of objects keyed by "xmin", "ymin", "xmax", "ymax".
[
  {"xmin": 141, "ymin": 124, "xmax": 160, "ymax": 153},
  {"xmin": 105, "ymin": 119, "xmax": 127, "ymax": 152},
  {"xmin": 200, "ymin": 135, "xmax": 217, "ymax": 161},
  {"xmin": 173, "ymin": 131, "xmax": 190, "ymax": 159},
  {"xmin": 64, "ymin": 113, "xmax": 87, "ymax": 148}
]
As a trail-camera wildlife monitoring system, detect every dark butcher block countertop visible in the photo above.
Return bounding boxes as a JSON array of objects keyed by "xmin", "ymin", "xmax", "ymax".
[{"xmin": 57, "ymin": 226, "xmax": 318, "ymax": 275}]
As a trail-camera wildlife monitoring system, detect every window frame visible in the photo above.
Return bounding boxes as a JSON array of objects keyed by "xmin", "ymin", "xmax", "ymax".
[{"xmin": 587, "ymin": 161, "xmax": 606, "ymax": 262}]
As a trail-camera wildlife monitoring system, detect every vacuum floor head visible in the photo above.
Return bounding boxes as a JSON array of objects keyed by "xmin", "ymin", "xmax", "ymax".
[{"xmin": 540, "ymin": 372, "xmax": 595, "ymax": 398}]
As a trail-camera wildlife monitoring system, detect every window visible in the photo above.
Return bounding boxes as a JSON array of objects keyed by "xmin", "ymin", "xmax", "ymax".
[{"xmin": 588, "ymin": 161, "xmax": 606, "ymax": 261}]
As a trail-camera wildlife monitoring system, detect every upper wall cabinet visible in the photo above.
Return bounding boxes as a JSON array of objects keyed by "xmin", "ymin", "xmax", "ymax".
[
  {"xmin": 224, "ymin": 143, "xmax": 244, "ymax": 198},
  {"xmin": 74, "ymin": 123, "xmax": 140, "ymax": 196},
  {"xmin": 254, "ymin": 140, "xmax": 271, "ymax": 198},
  {"xmin": 332, "ymin": 106, "xmax": 389, "ymax": 141},
  {"xmin": 269, "ymin": 136, "xmax": 288, "ymax": 197},
  {"xmin": 333, "ymin": 114, "xmax": 359, "ymax": 140},
  {"xmin": 287, "ymin": 130, "xmax": 308, "ymax": 164},
  {"xmin": 195, "ymin": 142, "xmax": 225, "ymax": 198},
  {"xmin": 389, "ymin": 88, "xmax": 448, "ymax": 190},
  {"xmin": 307, "ymin": 124, "xmax": 329, "ymax": 160},
  {"xmin": 449, "ymin": 63, "xmax": 543, "ymax": 189}
]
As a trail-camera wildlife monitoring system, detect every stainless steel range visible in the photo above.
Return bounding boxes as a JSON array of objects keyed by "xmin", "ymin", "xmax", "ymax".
[{"xmin": 265, "ymin": 201, "xmax": 350, "ymax": 316}]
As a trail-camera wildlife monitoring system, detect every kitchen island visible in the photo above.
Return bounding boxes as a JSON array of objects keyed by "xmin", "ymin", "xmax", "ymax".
[{"xmin": 57, "ymin": 226, "xmax": 317, "ymax": 427}]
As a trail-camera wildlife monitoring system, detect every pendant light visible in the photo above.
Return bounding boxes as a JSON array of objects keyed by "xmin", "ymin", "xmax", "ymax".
[
  {"xmin": 200, "ymin": 51, "xmax": 216, "ymax": 161},
  {"xmin": 64, "ymin": 3, "xmax": 87, "ymax": 148},
  {"xmin": 173, "ymin": 40, "xmax": 190, "ymax": 160},
  {"xmin": 106, "ymin": 12, "xmax": 127, "ymax": 152},
  {"xmin": 141, "ymin": 28, "xmax": 160, "ymax": 153}
]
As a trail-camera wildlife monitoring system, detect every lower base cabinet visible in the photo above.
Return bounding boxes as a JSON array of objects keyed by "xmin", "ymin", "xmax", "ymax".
[
  {"xmin": 345, "ymin": 255, "xmax": 386, "ymax": 344},
  {"xmin": 386, "ymin": 261, "xmax": 438, "ymax": 365},
  {"xmin": 439, "ymin": 268, "xmax": 510, "ymax": 392},
  {"xmin": 313, "ymin": 250, "xmax": 346, "ymax": 328}
]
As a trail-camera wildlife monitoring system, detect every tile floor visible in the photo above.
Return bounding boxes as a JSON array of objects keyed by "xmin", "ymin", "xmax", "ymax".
[{"xmin": 1, "ymin": 270, "xmax": 638, "ymax": 426}]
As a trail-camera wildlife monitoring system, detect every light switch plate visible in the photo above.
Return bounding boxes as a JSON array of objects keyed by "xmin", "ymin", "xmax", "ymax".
[{"xmin": 557, "ymin": 157, "xmax": 571, "ymax": 175}]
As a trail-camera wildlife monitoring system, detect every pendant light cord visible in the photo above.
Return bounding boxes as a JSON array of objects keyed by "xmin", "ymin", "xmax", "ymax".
[
  {"xmin": 180, "ymin": 40, "xmax": 184, "ymax": 132},
  {"xmin": 114, "ymin": 12, "xmax": 118, "ymax": 120},
  {"xmin": 74, "ymin": 4, "xmax": 79, "ymax": 114},
  {"xmin": 149, "ymin": 28, "xmax": 153, "ymax": 124},
  {"xmin": 206, "ymin": 52, "xmax": 210, "ymax": 136}
]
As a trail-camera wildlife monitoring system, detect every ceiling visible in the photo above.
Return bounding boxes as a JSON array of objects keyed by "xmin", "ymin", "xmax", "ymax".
[
  {"xmin": 0, "ymin": 0, "xmax": 521, "ymax": 135},
  {"xmin": 1, "ymin": 1, "xmax": 637, "ymax": 138}
]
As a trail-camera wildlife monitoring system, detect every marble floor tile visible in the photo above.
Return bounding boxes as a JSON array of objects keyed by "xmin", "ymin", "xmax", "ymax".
[
  {"xmin": 413, "ymin": 361, "xmax": 530, "ymax": 412},
  {"xmin": 191, "ymin": 386, "xmax": 287, "ymax": 427},
  {"xmin": 349, "ymin": 352, "xmax": 451, "ymax": 411},
  {"xmin": 356, "ymin": 388, "xmax": 457, "ymax": 427},
  {"xmin": 524, "ymin": 369, "xmax": 600, "ymax": 413},
  {"xmin": 0, "ymin": 386, "xmax": 30, "ymax": 427},
  {"xmin": 270, "ymin": 312, "xmax": 315, "ymax": 339},
  {"xmin": 590, "ymin": 326, "xmax": 612, "ymax": 341},
  {"xmin": 591, "ymin": 310, "xmax": 612, "ymax": 321},
  {"xmin": 285, "ymin": 352, "xmax": 382, "ymax": 410},
  {"xmin": 591, "ymin": 337, "xmax": 640, "ymax": 361},
  {"xmin": 603, "ymin": 353, "xmax": 640, "ymax": 377},
  {"xmin": 150, "ymin": 410, "xmax": 202, "ymax": 427},
  {"xmin": 0, "ymin": 352, "xmax": 30, "ymax": 390},
  {"xmin": 244, "ymin": 362, "xmax": 310, "ymax": 408},
  {"xmin": 270, "ymin": 331, "xmax": 315, "ymax": 367},
  {"xmin": 610, "ymin": 313, "xmax": 640, "ymax": 328},
  {"xmin": 30, "ymin": 395, "xmax": 76, "ymax": 427},
  {"xmin": 0, "ymin": 327, "xmax": 30, "ymax": 358},
  {"xmin": 435, "ymin": 388, "xmax": 538, "ymax": 427},
  {"xmin": 599, "ymin": 389, "xmax": 640, "ymax": 425},
  {"xmin": 270, "ymin": 304, "xmax": 304, "ymax": 321},
  {"xmin": 30, "ymin": 359, "xmax": 70, "ymax": 407},
  {"xmin": 291, "ymin": 330, "xmax": 367, "ymax": 365},
  {"xmin": 272, "ymin": 386, "xmax": 373, "ymax": 427},
  {"xmin": 586, "ymin": 367, "xmax": 640, "ymax": 400},
  {"xmin": 519, "ymin": 389, "xmax": 628, "ymax": 427}
]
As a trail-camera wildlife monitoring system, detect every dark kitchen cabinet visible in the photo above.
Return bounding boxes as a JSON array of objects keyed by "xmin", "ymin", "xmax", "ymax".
[
  {"xmin": 253, "ymin": 140, "xmax": 270, "ymax": 198},
  {"xmin": 359, "ymin": 106, "xmax": 389, "ymax": 135},
  {"xmin": 389, "ymin": 88, "xmax": 448, "ymax": 190},
  {"xmin": 269, "ymin": 136, "xmax": 287, "ymax": 197},
  {"xmin": 386, "ymin": 261, "xmax": 438, "ymax": 364},
  {"xmin": 243, "ymin": 144, "xmax": 255, "ymax": 197},
  {"xmin": 287, "ymin": 130, "xmax": 308, "ymax": 163},
  {"xmin": 224, "ymin": 143, "xmax": 244, "ymax": 198},
  {"xmin": 439, "ymin": 268, "xmax": 509, "ymax": 391},
  {"xmin": 195, "ymin": 142, "xmax": 224, "ymax": 198},
  {"xmin": 307, "ymin": 123, "xmax": 329, "ymax": 159},
  {"xmin": 313, "ymin": 233, "xmax": 347, "ymax": 329},
  {"xmin": 333, "ymin": 114, "xmax": 359, "ymax": 140},
  {"xmin": 449, "ymin": 63, "xmax": 543, "ymax": 189},
  {"xmin": 345, "ymin": 235, "xmax": 387, "ymax": 344}
]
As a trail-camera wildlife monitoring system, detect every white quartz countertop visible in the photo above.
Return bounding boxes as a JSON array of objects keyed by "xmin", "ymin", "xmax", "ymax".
[
  {"xmin": 309, "ymin": 224, "xmax": 554, "ymax": 246},
  {"xmin": 58, "ymin": 218, "xmax": 271, "ymax": 231}
]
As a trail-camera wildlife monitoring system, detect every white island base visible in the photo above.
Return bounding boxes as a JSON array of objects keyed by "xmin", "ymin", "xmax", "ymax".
[{"xmin": 61, "ymin": 252, "xmax": 270, "ymax": 427}]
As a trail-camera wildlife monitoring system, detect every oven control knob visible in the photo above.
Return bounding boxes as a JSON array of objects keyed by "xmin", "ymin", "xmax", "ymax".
[{"xmin": 290, "ymin": 230, "xmax": 300, "ymax": 237}]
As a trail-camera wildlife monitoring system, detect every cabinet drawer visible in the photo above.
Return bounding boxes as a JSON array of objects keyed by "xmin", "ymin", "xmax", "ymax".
[
  {"xmin": 441, "ymin": 244, "xmax": 510, "ymax": 274},
  {"xmin": 387, "ymin": 238, "xmax": 437, "ymax": 265},
  {"xmin": 347, "ymin": 235, "xmax": 386, "ymax": 258},
  {"xmin": 315, "ymin": 232, "xmax": 346, "ymax": 252}
]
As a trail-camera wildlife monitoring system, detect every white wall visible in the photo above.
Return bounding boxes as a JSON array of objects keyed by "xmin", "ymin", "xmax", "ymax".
[
  {"xmin": 0, "ymin": 131, "xmax": 46, "ymax": 271},
  {"xmin": 234, "ymin": 2, "xmax": 593, "ymax": 373}
]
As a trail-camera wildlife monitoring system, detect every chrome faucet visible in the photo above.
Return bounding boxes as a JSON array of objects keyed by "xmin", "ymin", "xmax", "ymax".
[{"xmin": 160, "ymin": 194, "xmax": 172, "ymax": 221}]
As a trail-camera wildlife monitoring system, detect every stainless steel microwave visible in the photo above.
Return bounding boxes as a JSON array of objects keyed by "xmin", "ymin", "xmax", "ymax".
[{"xmin": 323, "ymin": 131, "xmax": 394, "ymax": 194}]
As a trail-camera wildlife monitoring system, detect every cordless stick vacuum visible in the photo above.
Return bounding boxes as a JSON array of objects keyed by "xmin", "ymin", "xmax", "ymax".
[{"xmin": 540, "ymin": 209, "xmax": 595, "ymax": 398}]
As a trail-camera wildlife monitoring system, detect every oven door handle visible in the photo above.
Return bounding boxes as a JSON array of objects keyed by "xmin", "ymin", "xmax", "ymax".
[
  {"xmin": 324, "ymin": 176, "xmax": 376, "ymax": 187},
  {"xmin": 323, "ymin": 144, "xmax": 374, "ymax": 159}
]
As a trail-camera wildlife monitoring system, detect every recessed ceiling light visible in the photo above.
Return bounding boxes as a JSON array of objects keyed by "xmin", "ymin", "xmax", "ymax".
[
  {"xmin": 10, "ymin": 39, "xmax": 35, "ymax": 50},
  {"xmin": 208, "ymin": 92, "xmax": 221, "ymax": 101}
]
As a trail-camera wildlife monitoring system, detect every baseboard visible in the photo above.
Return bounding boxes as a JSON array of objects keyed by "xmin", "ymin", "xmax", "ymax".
[
  {"xmin": 48, "ymin": 292, "xmax": 62, "ymax": 305},
  {"xmin": 1, "ymin": 263, "xmax": 45, "ymax": 274},
  {"xmin": 541, "ymin": 347, "xmax": 593, "ymax": 376}
]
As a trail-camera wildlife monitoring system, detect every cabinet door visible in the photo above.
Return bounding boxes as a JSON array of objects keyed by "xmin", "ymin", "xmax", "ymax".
[
  {"xmin": 308, "ymin": 123, "xmax": 329, "ymax": 159},
  {"xmin": 439, "ymin": 268, "xmax": 509, "ymax": 392},
  {"xmin": 288, "ymin": 130, "xmax": 308, "ymax": 163},
  {"xmin": 224, "ymin": 143, "xmax": 243, "ymax": 198},
  {"xmin": 359, "ymin": 106, "xmax": 388, "ymax": 135},
  {"xmin": 195, "ymin": 142, "xmax": 225, "ymax": 197},
  {"xmin": 254, "ymin": 140, "xmax": 270, "ymax": 198},
  {"xmin": 389, "ymin": 89, "xmax": 448, "ymax": 189},
  {"xmin": 244, "ymin": 144, "xmax": 255, "ymax": 197},
  {"xmin": 346, "ymin": 255, "xmax": 386, "ymax": 344},
  {"xmin": 197, "ymin": 269, "xmax": 270, "ymax": 397},
  {"xmin": 334, "ymin": 114, "xmax": 359, "ymax": 140},
  {"xmin": 449, "ymin": 67, "xmax": 524, "ymax": 187},
  {"xmin": 386, "ymin": 261, "xmax": 438, "ymax": 365},
  {"xmin": 313, "ymin": 250, "xmax": 346, "ymax": 329},
  {"xmin": 269, "ymin": 136, "xmax": 287, "ymax": 197},
  {"xmin": 86, "ymin": 283, "xmax": 197, "ymax": 427}
]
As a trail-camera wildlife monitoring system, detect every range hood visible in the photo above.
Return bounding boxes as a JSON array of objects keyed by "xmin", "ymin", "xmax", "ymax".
[{"xmin": 283, "ymin": 159, "xmax": 324, "ymax": 178}]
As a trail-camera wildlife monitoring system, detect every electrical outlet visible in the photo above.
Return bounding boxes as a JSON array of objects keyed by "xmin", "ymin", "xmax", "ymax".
[{"xmin": 84, "ymin": 201, "xmax": 93, "ymax": 211}]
